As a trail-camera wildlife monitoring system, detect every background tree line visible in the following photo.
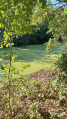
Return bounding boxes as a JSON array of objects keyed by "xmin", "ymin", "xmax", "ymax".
[
  {"xmin": 0, "ymin": 23, "xmax": 52, "ymax": 46},
  {"xmin": 13, "ymin": 23, "xmax": 52, "ymax": 46}
]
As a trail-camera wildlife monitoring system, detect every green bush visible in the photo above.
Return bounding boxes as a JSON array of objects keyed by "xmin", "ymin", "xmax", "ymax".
[{"xmin": 57, "ymin": 43, "xmax": 67, "ymax": 81}]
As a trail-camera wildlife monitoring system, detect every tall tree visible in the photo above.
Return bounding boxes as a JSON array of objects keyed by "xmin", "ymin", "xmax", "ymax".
[
  {"xmin": 48, "ymin": 2, "xmax": 67, "ymax": 40},
  {"xmin": 0, "ymin": 0, "xmax": 48, "ymax": 117},
  {"xmin": 32, "ymin": 0, "xmax": 67, "ymax": 40}
]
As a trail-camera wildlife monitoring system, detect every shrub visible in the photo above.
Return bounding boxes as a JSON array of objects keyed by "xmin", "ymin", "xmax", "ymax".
[{"xmin": 57, "ymin": 43, "xmax": 67, "ymax": 81}]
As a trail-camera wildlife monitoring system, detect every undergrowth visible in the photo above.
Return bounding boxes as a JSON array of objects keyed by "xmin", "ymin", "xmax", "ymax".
[{"xmin": 0, "ymin": 68, "xmax": 67, "ymax": 119}]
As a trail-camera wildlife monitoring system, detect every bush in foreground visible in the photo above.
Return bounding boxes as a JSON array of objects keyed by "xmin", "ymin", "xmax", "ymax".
[{"xmin": 56, "ymin": 43, "xmax": 67, "ymax": 82}]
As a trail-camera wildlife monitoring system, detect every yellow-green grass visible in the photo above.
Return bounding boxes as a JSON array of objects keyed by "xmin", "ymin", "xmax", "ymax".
[{"xmin": 0, "ymin": 43, "xmax": 64, "ymax": 80}]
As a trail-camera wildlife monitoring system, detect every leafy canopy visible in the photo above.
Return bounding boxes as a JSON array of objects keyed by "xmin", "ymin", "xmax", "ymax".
[{"xmin": 0, "ymin": 0, "xmax": 48, "ymax": 40}]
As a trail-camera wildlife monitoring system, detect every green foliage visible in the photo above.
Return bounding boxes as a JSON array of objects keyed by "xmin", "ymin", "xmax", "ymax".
[
  {"xmin": 46, "ymin": 38, "xmax": 53, "ymax": 54},
  {"xmin": 3, "ymin": 56, "xmax": 30, "ymax": 80},
  {"xmin": 32, "ymin": 0, "xmax": 67, "ymax": 41},
  {"xmin": 0, "ymin": 0, "xmax": 47, "ymax": 38},
  {"xmin": 56, "ymin": 43, "xmax": 67, "ymax": 81},
  {"xmin": 13, "ymin": 24, "xmax": 51, "ymax": 46},
  {"xmin": 50, "ymin": 78, "xmax": 58, "ymax": 86},
  {"xmin": 57, "ymin": 0, "xmax": 67, "ymax": 3},
  {"xmin": 58, "ymin": 83, "xmax": 66, "ymax": 100},
  {"xmin": 48, "ymin": 4, "xmax": 67, "ymax": 40},
  {"xmin": 0, "ymin": 0, "xmax": 67, "ymax": 118},
  {"xmin": 50, "ymin": 112, "xmax": 57, "ymax": 118}
]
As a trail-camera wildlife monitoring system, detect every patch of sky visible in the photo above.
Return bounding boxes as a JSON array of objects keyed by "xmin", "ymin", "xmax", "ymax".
[{"xmin": 50, "ymin": 0, "xmax": 67, "ymax": 8}]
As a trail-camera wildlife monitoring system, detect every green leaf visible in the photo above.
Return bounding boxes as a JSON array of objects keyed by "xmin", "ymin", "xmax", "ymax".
[
  {"xmin": 50, "ymin": 112, "xmax": 57, "ymax": 117},
  {"xmin": 50, "ymin": 79, "xmax": 58, "ymax": 86}
]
